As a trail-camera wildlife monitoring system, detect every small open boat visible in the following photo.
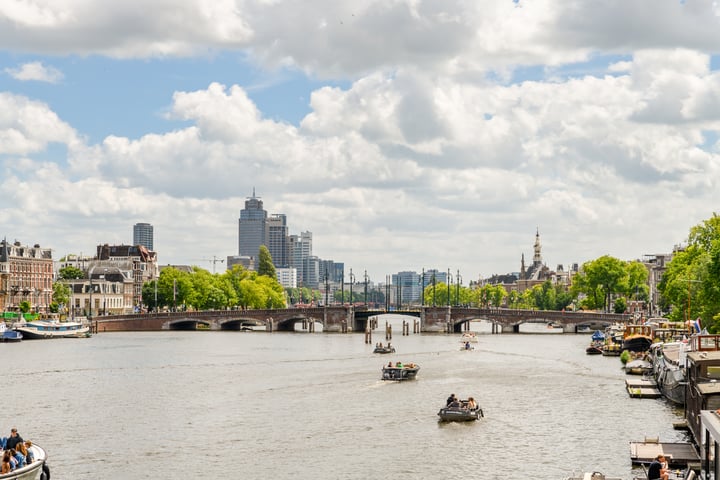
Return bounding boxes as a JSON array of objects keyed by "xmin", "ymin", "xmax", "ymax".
[
  {"xmin": 437, "ymin": 405, "xmax": 483, "ymax": 422},
  {"xmin": 381, "ymin": 363, "xmax": 419, "ymax": 381},
  {"xmin": 373, "ymin": 345, "xmax": 395, "ymax": 354},
  {"xmin": 586, "ymin": 343, "xmax": 603, "ymax": 355},
  {"xmin": 460, "ymin": 332, "xmax": 478, "ymax": 343},
  {"xmin": 0, "ymin": 443, "xmax": 50, "ymax": 480}
]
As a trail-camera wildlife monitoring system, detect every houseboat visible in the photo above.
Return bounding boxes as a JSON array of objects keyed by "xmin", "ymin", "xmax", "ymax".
[
  {"xmin": 684, "ymin": 334, "xmax": 720, "ymax": 447},
  {"xmin": 621, "ymin": 324, "xmax": 654, "ymax": 353}
]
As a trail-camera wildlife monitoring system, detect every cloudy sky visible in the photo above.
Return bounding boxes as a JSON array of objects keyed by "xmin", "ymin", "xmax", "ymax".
[{"xmin": 1, "ymin": 0, "xmax": 719, "ymax": 283}]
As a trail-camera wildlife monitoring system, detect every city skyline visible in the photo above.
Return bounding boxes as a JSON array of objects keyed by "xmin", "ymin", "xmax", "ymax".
[{"xmin": 1, "ymin": 2, "xmax": 719, "ymax": 282}]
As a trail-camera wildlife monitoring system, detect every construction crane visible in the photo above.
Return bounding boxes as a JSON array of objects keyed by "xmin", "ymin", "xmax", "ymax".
[{"xmin": 191, "ymin": 256, "xmax": 225, "ymax": 274}]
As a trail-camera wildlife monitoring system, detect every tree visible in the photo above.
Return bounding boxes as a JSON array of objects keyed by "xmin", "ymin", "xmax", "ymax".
[
  {"xmin": 257, "ymin": 245, "xmax": 276, "ymax": 279},
  {"xmin": 58, "ymin": 265, "xmax": 84, "ymax": 280},
  {"xmin": 573, "ymin": 256, "xmax": 628, "ymax": 311},
  {"xmin": 53, "ymin": 282, "xmax": 71, "ymax": 311},
  {"xmin": 659, "ymin": 213, "xmax": 720, "ymax": 329}
]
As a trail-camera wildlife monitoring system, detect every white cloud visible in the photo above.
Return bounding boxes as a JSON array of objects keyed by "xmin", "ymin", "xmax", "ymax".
[{"xmin": 5, "ymin": 61, "xmax": 63, "ymax": 83}]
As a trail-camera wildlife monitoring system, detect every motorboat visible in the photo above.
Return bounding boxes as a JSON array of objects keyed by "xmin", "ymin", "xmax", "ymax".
[
  {"xmin": 586, "ymin": 342, "xmax": 603, "ymax": 355},
  {"xmin": 460, "ymin": 332, "xmax": 478, "ymax": 343},
  {"xmin": 591, "ymin": 330, "xmax": 605, "ymax": 342},
  {"xmin": 0, "ymin": 442, "xmax": 50, "ymax": 480},
  {"xmin": 373, "ymin": 345, "xmax": 395, "ymax": 354},
  {"xmin": 13, "ymin": 319, "xmax": 90, "ymax": 339},
  {"xmin": 625, "ymin": 358, "xmax": 653, "ymax": 375},
  {"xmin": 381, "ymin": 363, "xmax": 419, "ymax": 381},
  {"xmin": 437, "ymin": 404, "xmax": 483, "ymax": 422},
  {"xmin": 621, "ymin": 325, "xmax": 654, "ymax": 353},
  {"xmin": 0, "ymin": 322, "xmax": 22, "ymax": 342},
  {"xmin": 602, "ymin": 342, "xmax": 622, "ymax": 356}
]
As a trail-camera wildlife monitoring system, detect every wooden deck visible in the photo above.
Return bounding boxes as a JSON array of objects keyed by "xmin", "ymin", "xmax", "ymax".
[
  {"xmin": 625, "ymin": 378, "xmax": 661, "ymax": 398},
  {"xmin": 629, "ymin": 440, "xmax": 701, "ymax": 469}
]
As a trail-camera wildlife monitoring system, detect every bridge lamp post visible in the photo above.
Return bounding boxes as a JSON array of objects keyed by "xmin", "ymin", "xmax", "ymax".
[
  {"xmin": 421, "ymin": 268, "xmax": 425, "ymax": 306},
  {"xmin": 447, "ymin": 269, "xmax": 452, "ymax": 307},
  {"xmin": 349, "ymin": 269, "xmax": 355, "ymax": 305},
  {"xmin": 456, "ymin": 270, "xmax": 462, "ymax": 307},
  {"xmin": 340, "ymin": 268, "xmax": 344, "ymax": 304},
  {"xmin": 324, "ymin": 266, "xmax": 330, "ymax": 307},
  {"xmin": 364, "ymin": 270, "xmax": 368, "ymax": 306}
]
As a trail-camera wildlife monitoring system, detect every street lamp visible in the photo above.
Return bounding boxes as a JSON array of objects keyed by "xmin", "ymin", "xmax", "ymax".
[
  {"xmin": 432, "ymin": 273, "xmax": 436, "ymax": 307},
  {"xmin": 447, "ymin": 268, "xmax": 452, "ymax": 307},
  {"xmin": 456, "ymin": 270, "xmax": 462, "ymax": 306},
  {"xmin": 364, "ymin": 270, "xmax": 368, "ymax": 306},
  {"xmin": 349, "ymin": 269, "xmax": 355, "ymax": 305},
  {"xmin": 421, "ymin": 268, "xmax": 425, "ymax": 306}
]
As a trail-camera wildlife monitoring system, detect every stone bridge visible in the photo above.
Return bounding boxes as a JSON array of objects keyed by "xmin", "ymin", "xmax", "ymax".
[{"xmin": 92, "ymin": 307, "xmax": 629, "ymax": 334}]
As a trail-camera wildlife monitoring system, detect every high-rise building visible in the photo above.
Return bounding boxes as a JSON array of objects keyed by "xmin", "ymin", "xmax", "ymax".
[
  {"xmin": 238, "ymin": 190, "xmax": 267, "ymax": 260},
  {"xmin": 289, "ymin": 231, "xmax": 312, "ymax": 285},
  {"xmin": 133, "ymin": 223, "xmax": 154, "ymax": 251},
  {"xmin": 267, "ymin": 214, "xmax": 289, "ymax": 268}
]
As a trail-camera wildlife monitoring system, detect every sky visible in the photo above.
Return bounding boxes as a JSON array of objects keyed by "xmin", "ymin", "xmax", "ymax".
[{"xmin": 2, "ymin": 0, "xmax": 720, "ymax": 284}]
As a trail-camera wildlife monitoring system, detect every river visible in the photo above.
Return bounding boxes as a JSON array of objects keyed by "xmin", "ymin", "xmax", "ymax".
[{"xmin": 8, "ymin": 316, "xmax": 685, "ymax": 479}]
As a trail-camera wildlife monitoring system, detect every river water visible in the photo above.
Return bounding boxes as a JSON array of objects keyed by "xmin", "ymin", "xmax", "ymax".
[{"xmin": 8, "ymin": 316, "xmax": 685, "ymax": 480}]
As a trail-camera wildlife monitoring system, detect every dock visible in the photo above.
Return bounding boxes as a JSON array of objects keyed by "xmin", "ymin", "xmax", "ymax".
[
  {"xmin": 625, "ymin": 378, "xmax": 661, "ymax": 398},
  {"xmin": 629, "ymin": 439, "xmax": 701, "ymax": 469}
]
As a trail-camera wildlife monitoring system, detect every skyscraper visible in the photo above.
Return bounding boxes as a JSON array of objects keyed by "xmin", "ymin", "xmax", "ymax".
[
  {"xmin": 267, "ymin": 214, "xmax": 289, "ymax": 268},
  {"xmin": 238, "ymin": 189, "xmax": 267, "ymax": 260},
  {"xmin": 133, "ymin": 223, "xmax": 154, "ymax": 250}
]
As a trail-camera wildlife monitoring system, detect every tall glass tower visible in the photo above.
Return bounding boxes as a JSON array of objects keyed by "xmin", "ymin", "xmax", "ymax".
[
  {"xmin": 133, "ymin": 223, "xmax": 154, "ymax": 250},
  {"xmin": 238, "ymin": 189, "xmax": 267, "ymax": 260}
]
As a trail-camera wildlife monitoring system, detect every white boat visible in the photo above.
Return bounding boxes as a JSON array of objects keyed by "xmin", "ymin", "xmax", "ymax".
[
  {"xmin": 0, "ymin": 443, "xmax": 50, "ymax": 480},
  {"xmin": 460, "ymin": 332, "xmax": 478, "ymax": 343},
  {"xmin": 13, "ymin": 320, "xmax": 90, "ymax": 339},
  {"xmin": 0, "ymin": 322, "xmax": 22, "ymax": 342}
]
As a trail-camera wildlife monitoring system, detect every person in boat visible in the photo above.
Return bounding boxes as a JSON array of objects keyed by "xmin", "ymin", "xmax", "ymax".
[
  {"xmin": 387, "ymin": 361, "xmax": 393, "ymax": 368},
  {"xmin": 396, "ymin": 361, "xmax": 403, "ymax": 368},
  {"xmin": 12, "ymin": 446, "xmax": 25, "ymax": 469},
  {"xmin": 1, "ymin": 451, "xmax": 12, "ymax": 474},
  {"xmin": 466, "ymin": 397, "xmax": 478, "ymax": 410},
  {"xmin": 465, "ymin": 341, "xmax": 471, "ymax": 350},
  {"xmin": 446, "ymin": 393, "xmax": 456, "ymax": 406},
  {"xmin": 647, "ymin": 454, "xmax": 669, "ymax": 480},
  {"xmin": 24, "ymin": 441, "xmax": 34, "ymax": 464},
  {"xmin": 4, "ymin": 427, "xmax": 23, "ymax": 451}
]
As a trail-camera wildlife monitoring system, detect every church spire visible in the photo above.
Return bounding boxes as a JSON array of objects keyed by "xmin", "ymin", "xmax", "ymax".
[{"xmin": 533, "ymin": 228, "xmax": 542, "ymax": 266}]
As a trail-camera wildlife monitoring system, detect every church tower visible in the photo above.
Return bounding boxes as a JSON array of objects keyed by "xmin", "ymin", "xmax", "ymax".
[{"xmin": 533, "ymin": 228, "xmax": 542, "ymax": 267}]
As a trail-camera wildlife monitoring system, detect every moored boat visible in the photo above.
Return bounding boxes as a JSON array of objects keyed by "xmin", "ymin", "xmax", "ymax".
[
  {"xmin": 624, "ymin": 358, "xmax": 652, "ymax": 375},
  {"xmin": 563, "ymin": 472, "xmax": 624, "ymax": 480},
  {"xmin": 586, "ymin": 342, "xmax": 603, "ymax": 355},
  {"xmin": 621, "ymin": 325, "xmax": 654, "ymax": 353},
  {"xmin": 683, "ymin": 334, "xmax": 720, "ymax": 446},
  {"xmin": 649, "ymin": 340, "xmax": 689, "ymax": 405},
  {"xmin": 0, "ymin": 322, "xmax": 22, "ymax": 342},
  {"xmin": 381, "ymin": 363, "xmax": 419, "ymax": 381},
  {"xmin": 13, "ymin": 320, "xmax": 90, "ymax": 339},
  {"xmin": 0, "ymin": 443, "xmax": 50, "ymax": 480}
]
